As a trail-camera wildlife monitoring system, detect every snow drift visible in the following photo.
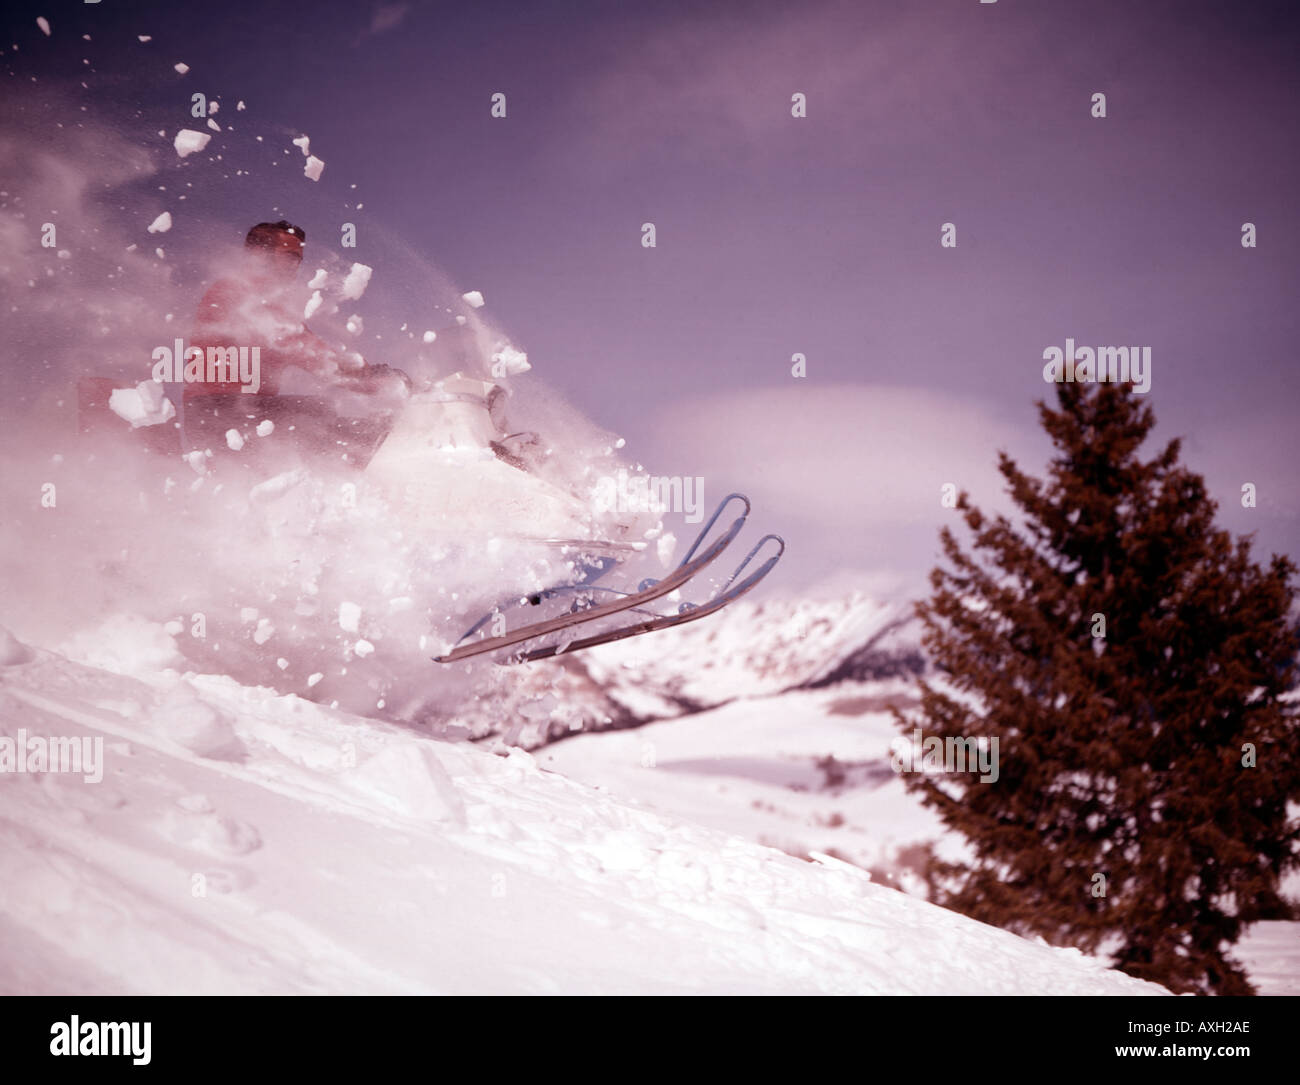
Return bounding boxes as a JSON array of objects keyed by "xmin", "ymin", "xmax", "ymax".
[{"xmin": 0, "ymin": 629, "xmax": 1166, "ymax": 995}]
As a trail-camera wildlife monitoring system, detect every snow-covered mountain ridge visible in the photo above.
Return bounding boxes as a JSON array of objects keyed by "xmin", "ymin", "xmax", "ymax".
[{"xmin": 450, "ymin": 589, "xmax": 928, "ymax": 748}]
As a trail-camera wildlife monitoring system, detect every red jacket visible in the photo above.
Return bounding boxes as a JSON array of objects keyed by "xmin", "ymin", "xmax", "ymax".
[{"xmin": 185, "ymin": 276, "xmax": 340, "ymax": 398}]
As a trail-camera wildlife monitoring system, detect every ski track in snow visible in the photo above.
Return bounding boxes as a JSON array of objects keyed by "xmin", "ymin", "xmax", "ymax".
[{"xmin": 0, "ymin": 646, "xmax": 1168, "ymax": 995}]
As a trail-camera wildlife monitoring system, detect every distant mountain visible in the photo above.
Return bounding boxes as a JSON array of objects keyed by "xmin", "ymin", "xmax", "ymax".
[{"xmin": 448, "ymin": 591, "xmax": 928, "ymax": 748}]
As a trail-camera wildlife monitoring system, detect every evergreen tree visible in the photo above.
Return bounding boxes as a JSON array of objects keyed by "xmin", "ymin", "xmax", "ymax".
[{"xmin": 897, "ymin": 380, "xmax": 1300, "ymax": 994}]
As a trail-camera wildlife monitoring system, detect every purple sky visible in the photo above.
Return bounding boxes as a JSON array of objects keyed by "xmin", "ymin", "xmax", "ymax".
[{"xmin": 4, "ymin": 0, "xmax": 1298, "ymax": 592}]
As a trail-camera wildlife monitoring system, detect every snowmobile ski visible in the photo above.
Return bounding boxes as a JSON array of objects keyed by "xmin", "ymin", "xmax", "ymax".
[
  {"xmin": 439, "ymin": 549, "xmax": 624, "ymax": 648},
  {"xmin": 432, "ymin": 493, "xmax": 755, "ymax": 664},
  {"xmin": 513, "ymin": 533, "xmax": 784, "ymax": 662}
]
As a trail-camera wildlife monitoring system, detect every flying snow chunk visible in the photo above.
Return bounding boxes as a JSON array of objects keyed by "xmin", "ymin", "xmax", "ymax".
[
  {"xmin": 422, "ymin": 330, "xmax": 437, "ymax": 344},
  {"xmin": 147, "ymin": 211, "xmax": 173, "ymax": 234},
  {"xmin": 256, "ymin": 419, "xmax": 274, "ymax": 437},
  {"xmin": 339, "ymin": 262, "xmax": 372, "ymax": 301},
  {"xmin": 174, "ymin": 62, "xmax": 190, "ymax": 74},
  {"xmin": 208, "ymin": 100, "xmax": 220, "ymax": 115},
  {"xmin": 292, "ymin": 135, "xmax": 310, "ymax": 156},
  {"xmin": 236, "ymin": 100, "xmax": 245, "ymax": 110},
  {"xmin": 249, "ymin": 468, "xmax": 305, "ymax": 502},
  {"xmin": 36, "ymin": 18, "xmax": 51, "ymax": 36},
  {"xmin": 225, "ymin": 429, "xmax": 244, "ymax": 451},
  {"xmin": 138, "ymin": 35, "xmax": 152, "ymax": 43},
  {"xmin": 339, "ymin": 602, "xmax": 361, "ymax": 633},
  {"xmin": 656, "ymin": 531, "xmax": 677, "ymax": 568},
  {"xmin": 307, "ymin": 268, "xmax": 328, "ymax": 289},
  {"xmin": 206, "ymin": 119, "xmax": 221, "ymax": 133},
  {"xmin": 173, "ymin": 129, "xmax": 211, "ymax": 158},
  {"xmin": 303, "ymin": 290, "xmax": 323, "ymax": 319},
  {"xmin": 491, "ymin": 344, "xmax": 531, "ymax": 376},
  {"xmin": 345, "ymin": 314, "xmax": 363, "ymax": 335},
  {"xmin": 354, "ymin": 639, "xmax": 375, "ymax": 658},
  {"xmin": 109, "ymin": 381, "xmax": 176, "ymax": 428},
  {"xmin": 462, "ymin": 290, "xmax": 485, "ymax": 308},
  {"xmin": 304, "ymin": 155, "xmax": 325, "ymax": 181}
]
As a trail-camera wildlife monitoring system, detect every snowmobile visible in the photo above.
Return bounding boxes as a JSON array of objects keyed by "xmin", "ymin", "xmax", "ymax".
[
  {"xmin": 364, "ymin": 374, "xmax": 785, "ymax": 663},
  {"xmin": 75, "ymin": 364, "xmax": 785, "ymax": 665}
]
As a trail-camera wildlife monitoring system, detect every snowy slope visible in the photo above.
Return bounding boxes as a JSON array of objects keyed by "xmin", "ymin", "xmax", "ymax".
[
  {"xmin": 542, "ymin": 684, "xmax": 948, "ymax": 891},
  {"xmin": 0, "ymin": 633, "xmax": 1165, "ymax": 995},
  {"xmin": 543, "ymin": 679, "xmax": 1300, "ymax": 995},
  {"xmin": 1234, "ymin": 924, "xmax": 1300, "ymax": 996}
]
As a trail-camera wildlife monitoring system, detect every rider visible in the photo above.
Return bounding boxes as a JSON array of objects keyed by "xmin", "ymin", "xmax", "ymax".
[{"xmin": 183, "ymin": 220, "xmax": 407, "ymax": 460}]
